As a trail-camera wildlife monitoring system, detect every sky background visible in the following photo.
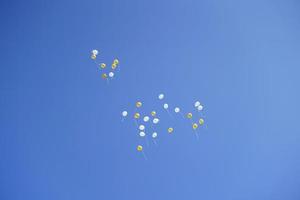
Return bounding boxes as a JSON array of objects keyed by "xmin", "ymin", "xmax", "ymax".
[{"xmin": 1, "ymin": 0, "xmax": 300, "ymax": 199}]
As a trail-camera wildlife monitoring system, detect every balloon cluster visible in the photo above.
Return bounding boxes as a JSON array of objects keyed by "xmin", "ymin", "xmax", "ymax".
[
  {"xmin": 89, "ymin": 49, "xmax": 207, "ymax": 159},
  {"xmin": 90, "ymin": 49, "xmax": 120, "ymax": 80},
  {"xmin": 121, "ymin": 93, "xmax": 206, "ymax": 157}
]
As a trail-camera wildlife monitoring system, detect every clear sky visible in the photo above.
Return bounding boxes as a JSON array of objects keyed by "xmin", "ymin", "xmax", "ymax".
[{"xmin": 1, "ymin": 0, "xmax": 300, "ymax": 199}]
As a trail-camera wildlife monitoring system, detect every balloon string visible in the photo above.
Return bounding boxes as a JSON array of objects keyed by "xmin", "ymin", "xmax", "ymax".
[
  {"xmin": 166, "ymin": 109, "xmax": 173, "ymax": 118},
  {"xmin": 145, "ymin": 136, "xmax": 150, "ymax": 147},
  {"xmin": 180, "ymin": 112, "xmax": 184, "ymax": 119},
  {"xmin": 153, "ymin": 139, "xmax": 157, "ymax": 146},
  {"xmin": 142, "ymin": 151, "xmax": 148, "ymax": 161},
  {"xmin": 195, "ymin": 130, "xmax": 199, "ymax": 140},
  {"xmin": 133, "ymin": 119, "xmax": 138, "ymax": 128}
]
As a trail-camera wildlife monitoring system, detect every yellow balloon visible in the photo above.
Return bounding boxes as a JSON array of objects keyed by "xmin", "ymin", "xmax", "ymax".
[
  {"xmin": 134, "ymin": 113, "xmax": 140, "ymax": 119},
  {"xmin": 113, "ymin": 59, "xmax": 119, "ymax": 65},
  {"xmin": 151, "ymin": 111, "xmax": 156, "ymax": 117},
  {"xmin": 136, "ymin": 101, "xmax": 142, "ymax": 108},
  {"xmin": 101, "ymin": 73, "xmax": 107, "ymax": 79},
  {"xmin": 168, "ymin": 127, "xmax": 174, "ymax": 133},
  {"xmin": 199, "ymin": 118, "xmax": 204, "ymax": 125},
  {"xmin": 100, "ymin": 63, "xmax": 106, "ymax": 68},
  {"xmin": 91, "ymin": 54, "xmax": 96, "ymax": 60},
  {"xmin": 112, "ymin": 63, "xmax": 117, "ymax": 69},
  {"xmin": 187, "ymin": 113, "xmax": 193, "ymax": 119},
  {"xmin": 192, "ymin": 123, "xmax": 198, "ymax": 130},
  {"xmin": 137, "ymin": 145, "xmax": 143, "ymax": 152}
]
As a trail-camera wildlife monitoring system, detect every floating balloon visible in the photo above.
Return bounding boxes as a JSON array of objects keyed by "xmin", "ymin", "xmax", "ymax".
[
  {"xmin": 91, "ymin": 54, "xmax": 96, "ymax": 60},
  {"xmin": 112, "ymin": 63, "xmax": 117, "ymax": 69},
  {"xmin": 194, "ymin": 101, "xmax": 201, "ymax": 107},
  {"xmin": 197, "ymin": 105, "xmax": 203, "ymax": 111},
  {"xmin": 137, "ymin": 145, "xmax": 143, "ymax": 151},
  {"xmin": 163, "ymin": 103, "xmax": 169, "ymax": 109},
  {"xmin": 187, "ymin": 113, "xmax": 193, "ymax": 119},
  {"xmin": 199, "ymin": 118, "xmax": 204, "ymax": 125},
  {"xmin": 136, "ymin": 101, "xmax": 142, "ymax": 108},
  {"xmin": 168, "ymin": 127, "xmax": 174, "ymax": 133},
  {"xmin": 113, "ymin": 59, "xmax": 119, "ymax": 65},
  {"xmin": 152, "ymin": 132, "xmax": 157, "ymax": 138},
  {"xmin": 100, "ymin": 63, "xmax": 106, "ymax": 69},
  {"xmin": 101, "ymin": 73, "xmax": 107, "ymax": 79},
  {"xmin": 92, "ymin": 49, "xmax": 98, "ymax": 55},
  {"xmin": 139, "ymin": 131, "xmax": 146, "ymax": 137},
  {"xmin": 158, "ymin": 94, "xmax": 164, "ymax": 100},
  {"xmin": 122, "ymin": 111, "xmax": 128, "ymax": 117},
  {"xmin": 134, "ymin": 113, "xmax": 140, "ymax": 119},
  {"xmin": 192, "ymin": 123, "xmax": 198, "ymax": 130},
  {"xmin": 108, "ymin": 72, "xmax": 114, "ymax": 78},
  {"xmin": 151, "ymin": 111, "xmax": 156, "ymax": 117},
  {"xmin": 139, "ymin": 125, "xmax": 145, "ymax": 131},
  {"xmin": 174, "ymin": 107, "xmax": 180, "ymax": 113},
  {"xmin": 143, "ymin": 116, "xmax": 150, "ymax": 122},
  {"xmin": 153, "ymin": 118, "xmax": 159, "ymax": 124}
]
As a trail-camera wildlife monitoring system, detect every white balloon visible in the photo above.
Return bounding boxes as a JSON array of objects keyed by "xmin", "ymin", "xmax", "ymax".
[
  {"xmin": 152, "ymin": 132, "xmax": 157, "ymax": 138},
  {"xmin": 163, "ymin": 103, "xmax": 169, "ymax": 109},
  {"xmin": 108, "ymin": 72, "xmax": 114, "ymax": 78},
  {"xmin": 139, "ymin": 131, "xmax": 146, "ymax": 137},
  {"xmin": 143, "ymin": 116, "xmax": 149, "ymax": 122},
  {"xmin": 197, "ymin": 105, "xmax": 203, "ymax": 111},
  {"xmin": 158, "ymin": 94, "xmax": 164, "ymax": 100},
  {"xmin": 194, "ymin": 101, "xmax": 201, "ymax": 107},
  {"xmin": 153, "ymin": 118, "xmax": 159, "ymax": 124},
  {"xmin": 122, "ymin": 111, "xmax": 128, "ymax": 117},
  {"xmin": 174, "ymin": 107, "xmax": 180, "ymax": 113},
  {"xmin": 92, "ymin": 49, "xmax": 98, "ymax": 55},
  {"xmin": 139, "ymin": 125, "xmax": 145, "ymax": 131}
]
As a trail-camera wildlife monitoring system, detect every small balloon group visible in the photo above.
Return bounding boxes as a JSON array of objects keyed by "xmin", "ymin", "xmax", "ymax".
[
  {"xmin": 120, "ymin": 94, "xmax": 207, "ymax": 158},
  {"xmin": 90, "ymin": 49, "xmax": 120, "ymax": 81},
  {"xmin": 186, "ymin": 101, "xmax": 205, "ymax": 131},
  {"xmin": 121, "ymin": 97, "xmax": 178, "ymax": 156}
]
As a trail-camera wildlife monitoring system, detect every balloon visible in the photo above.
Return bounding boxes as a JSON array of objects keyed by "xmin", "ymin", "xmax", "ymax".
[
  {"xmin": 199, "ymin": 118, "xmax": 204, "ymax": 125},
  {"xmin": 194, "ymin": 101, "xmax": 201, "ymax": 107},
  {"xmin": 187, "ymin": 113, "xmax": 193, "ymax": 119},
  {"xmin": 113, "ymin": 59, "xmax": 119, "ymax": 65},
  {"xmin": 158, "ymin": 94, "xmax": 164, "ymax": 100},
  {"xmin": 197, "ymin": 105, "xmax": 203, "ymax": 111},
  {"xmin": 101, "ymin": 73, "xmax": 107, "ymax": 79},
  {"xmin": 122, "ymin": 111, "xmax": 128, "ymax": 117},
  {"xmin": 143, "ymin": 116, "xmax": 150, "ymax": 122},
  {"xmin": 91, "ymin": 54, "xmax": 96, "ymax": 60},
  {"xmin": 139, "ymin": 125, "xmax": 145, "ymax": 131},
  {"xmin": 163, "ymin": 103, "xmax": 169, "ymax": 109},
  {"xmin": 92, "ymin": 49, "xmax": 98, "ymax": 55},
  {"xmin": 136, "ymin": 101, "xmax": 142, "ymax": 108},
  {"xmin": 134, "ymin": 113, "xmax": 140, "ymax": 119},
  {"xmin": 168, "ymin": 127, "xmax": 174, "ymax": 133},
  {"xmin": 108, "ymin": 72, "xmax": 114, "ymax": 78},
  {"xmin": 137, "ymin": 145, "xmax": 143, "ymax": 151},
  {"xmin": 153, "ymin": 118, "xmax": 159, "ymax": 124},
  {"xmin": 151, "ymin": 111, "xmax": 156, "ymax": 117},
  {"xmin": 100, "ymin": 63, "xmax": 106, "ymax": 68},
  {"xmin": 192, "ymin": 123, "xmax": 198, "ymax": 130},
  {"xmin": 112, "ymin": 63, "xmax": 117, "ymax": 69},
  {"xmin": 174, "ymin": 107, "xmax": 180, "ymax": 113},
  {"xmin": 139, "ymin": 131, "xmax": 146, "ymax": 137},
  {"xmin": 152, "ymin": 132, "xmax": 158, "ymax": 138}
]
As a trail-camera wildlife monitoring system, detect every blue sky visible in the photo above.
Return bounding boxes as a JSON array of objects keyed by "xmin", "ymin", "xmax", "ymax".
[{"xmin": 1, "ymin": 0, "xmax": 300, "ymax": 199}]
